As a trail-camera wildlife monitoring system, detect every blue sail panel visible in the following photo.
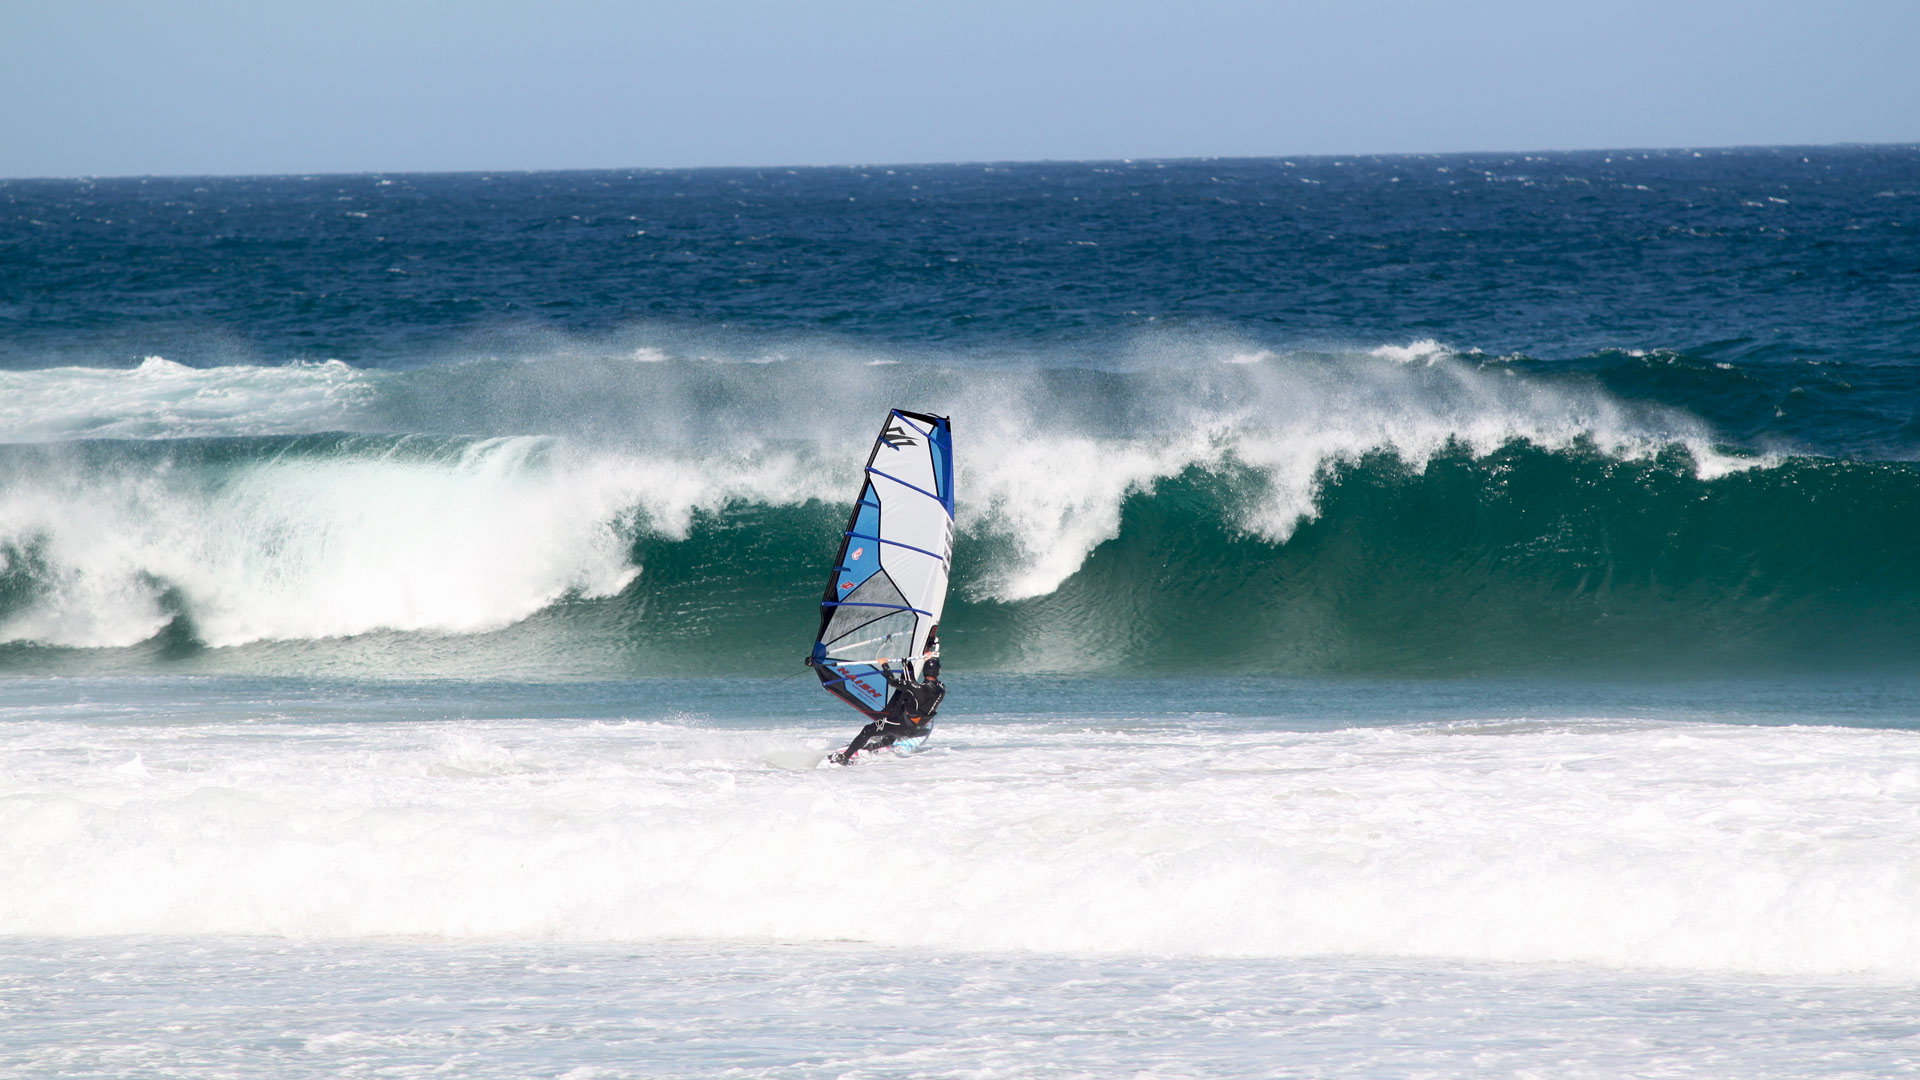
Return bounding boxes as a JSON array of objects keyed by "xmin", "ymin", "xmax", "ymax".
[
  {"xmin": 927, "ymin": 419, "xmax": 956, "ymax": 517},
  {"xmin": 829, "ymin": 489, "xmax": 883, "ymax": 600}
]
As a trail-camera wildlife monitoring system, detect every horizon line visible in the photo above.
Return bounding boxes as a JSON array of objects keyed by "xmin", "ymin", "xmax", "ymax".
[{"xmin": 3, "ymin": 140, "xmax": 1915, "ymax": 185}]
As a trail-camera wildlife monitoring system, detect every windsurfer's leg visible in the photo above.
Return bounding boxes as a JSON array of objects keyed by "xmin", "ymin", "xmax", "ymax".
[
  {"xmin": 857, "ymin": 721, "xmax": 902, "ymax": 752},
  {"xmin": 832, "ymin": 721, "xmax": 883, "ymax": 763},
  {"xmin": 830, "ymin": 719, "xmax": 905, "ymax": 763}
]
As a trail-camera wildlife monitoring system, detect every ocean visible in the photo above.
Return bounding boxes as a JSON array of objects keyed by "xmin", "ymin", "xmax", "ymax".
[{"xmin": 2, "ymin": 146, "xmax": 1919, "ymax": 1076}]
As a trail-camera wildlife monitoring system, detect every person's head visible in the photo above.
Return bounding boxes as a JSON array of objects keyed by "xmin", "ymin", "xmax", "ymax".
[{"xmin": 923, "ymin": 655, "xmax": 941, "ymax": 681}]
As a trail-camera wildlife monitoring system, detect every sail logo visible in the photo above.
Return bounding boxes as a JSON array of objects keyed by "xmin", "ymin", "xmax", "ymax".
[
  {"xmin": 880, "ymin": 421, "xmax": 918, "ymax": 448},
  {"xmin": 850, "ymin": 547, "xmax": 864, "ymax": 561},
  {"xmin": 840, "ymin": 580, "xmax": 854, "ymax": 591}
]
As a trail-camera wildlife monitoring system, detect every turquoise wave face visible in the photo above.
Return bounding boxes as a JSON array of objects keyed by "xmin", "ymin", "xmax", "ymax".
[{"xmin": 617, "ymin": 448, "xmax": 1920, "ymax": 677}]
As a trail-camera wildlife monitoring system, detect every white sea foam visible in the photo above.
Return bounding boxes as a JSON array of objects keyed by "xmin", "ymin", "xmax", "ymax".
[
  {"xmin": 0, "ymin": 356, "xmax": 378, "ymax": 441},
  {"xmin": 3, "ymin": 715, "xmax": 1916, "ymax": 976},
  {"xmin": 1367, "ymin": 338, "xmax": 1454, "ymax": 365},
  {"xmin": 0, "ymin": 438, "xmax": 826, "ymax": 648}
]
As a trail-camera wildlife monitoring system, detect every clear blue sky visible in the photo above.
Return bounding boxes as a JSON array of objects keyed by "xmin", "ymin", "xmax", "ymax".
[{"xmin": 4, "ymin": 0, "xmax": 1916, "ymax": 177}]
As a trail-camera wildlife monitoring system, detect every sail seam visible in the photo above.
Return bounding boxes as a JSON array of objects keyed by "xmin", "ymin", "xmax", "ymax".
[
  {"xmin": 820, "ymin": 601, "xmax": 934, "ymax": 616},
  {"xmin": 844, "ymin": 531, "xmax": 949, "ymax": 564}
]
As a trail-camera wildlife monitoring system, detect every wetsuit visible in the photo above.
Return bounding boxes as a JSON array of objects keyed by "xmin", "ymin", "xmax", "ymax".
[{"xmin": 830, "ymin": 662, "xmax": 944, "ymax": 764}]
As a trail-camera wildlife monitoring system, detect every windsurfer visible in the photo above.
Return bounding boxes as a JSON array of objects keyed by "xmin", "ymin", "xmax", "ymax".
[{"xmin": 828, "ymin": 650, "xmax": 944, "ymax": 765}]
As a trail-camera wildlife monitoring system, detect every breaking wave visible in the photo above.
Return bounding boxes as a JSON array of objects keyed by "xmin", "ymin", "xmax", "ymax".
[{"xmin": 1, "ymin": 341, "xmax": 1914, "ymax": 675}]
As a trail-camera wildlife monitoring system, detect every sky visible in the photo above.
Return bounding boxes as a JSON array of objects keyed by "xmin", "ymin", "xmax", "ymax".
[{"xmin": 3, "ymin": 0, "xmax": 1917, "ymax": 178}]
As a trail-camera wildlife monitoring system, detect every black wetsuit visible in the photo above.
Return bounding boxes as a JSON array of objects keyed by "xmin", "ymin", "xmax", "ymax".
[{"xmin": 832, "ymin": 664, "xmax": 944, "ymax": 763}]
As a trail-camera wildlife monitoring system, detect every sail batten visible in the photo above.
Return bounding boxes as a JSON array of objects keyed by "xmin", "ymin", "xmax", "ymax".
[{"xmin": 809, "ymin": 410, "xmax": 954, "ymax": 718}]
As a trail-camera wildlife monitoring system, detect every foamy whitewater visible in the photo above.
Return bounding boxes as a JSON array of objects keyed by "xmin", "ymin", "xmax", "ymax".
[
  {"xmin": 4, "ymin": 677, "xmax": 1920, "ymax": 1077},
  {"xmin": 8, "ymin": 695, "xmax": 1918, "ymax": 972},
  {"xmin": 5, "ymin": 152, "xmax": 1920, "ymax": 1075}
]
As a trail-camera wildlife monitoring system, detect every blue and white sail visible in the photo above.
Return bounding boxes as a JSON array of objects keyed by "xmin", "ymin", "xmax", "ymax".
[{"xmin": 810, "ymin": 410, "xmax": 954, "ymax": 718}]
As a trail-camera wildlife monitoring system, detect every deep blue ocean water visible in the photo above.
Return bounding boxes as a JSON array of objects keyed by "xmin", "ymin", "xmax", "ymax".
[
  {"xmin": 4, "ymin": 148, "xmax": 1920, "ymax": 1076},
  {"xmin": 6, "ymin": 147, "xmax": 1918, "ymax": 368}
]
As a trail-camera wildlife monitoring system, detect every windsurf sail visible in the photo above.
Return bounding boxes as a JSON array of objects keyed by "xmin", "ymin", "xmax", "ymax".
[{"xmin": 809, "ymin": 410, "xmax": 954, "ymax": 718}]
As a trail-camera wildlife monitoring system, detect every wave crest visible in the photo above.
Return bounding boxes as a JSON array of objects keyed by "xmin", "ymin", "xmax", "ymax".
[{"xmin": 2, "ymin": 341, "xmax": 1892, "ymax": 670}]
